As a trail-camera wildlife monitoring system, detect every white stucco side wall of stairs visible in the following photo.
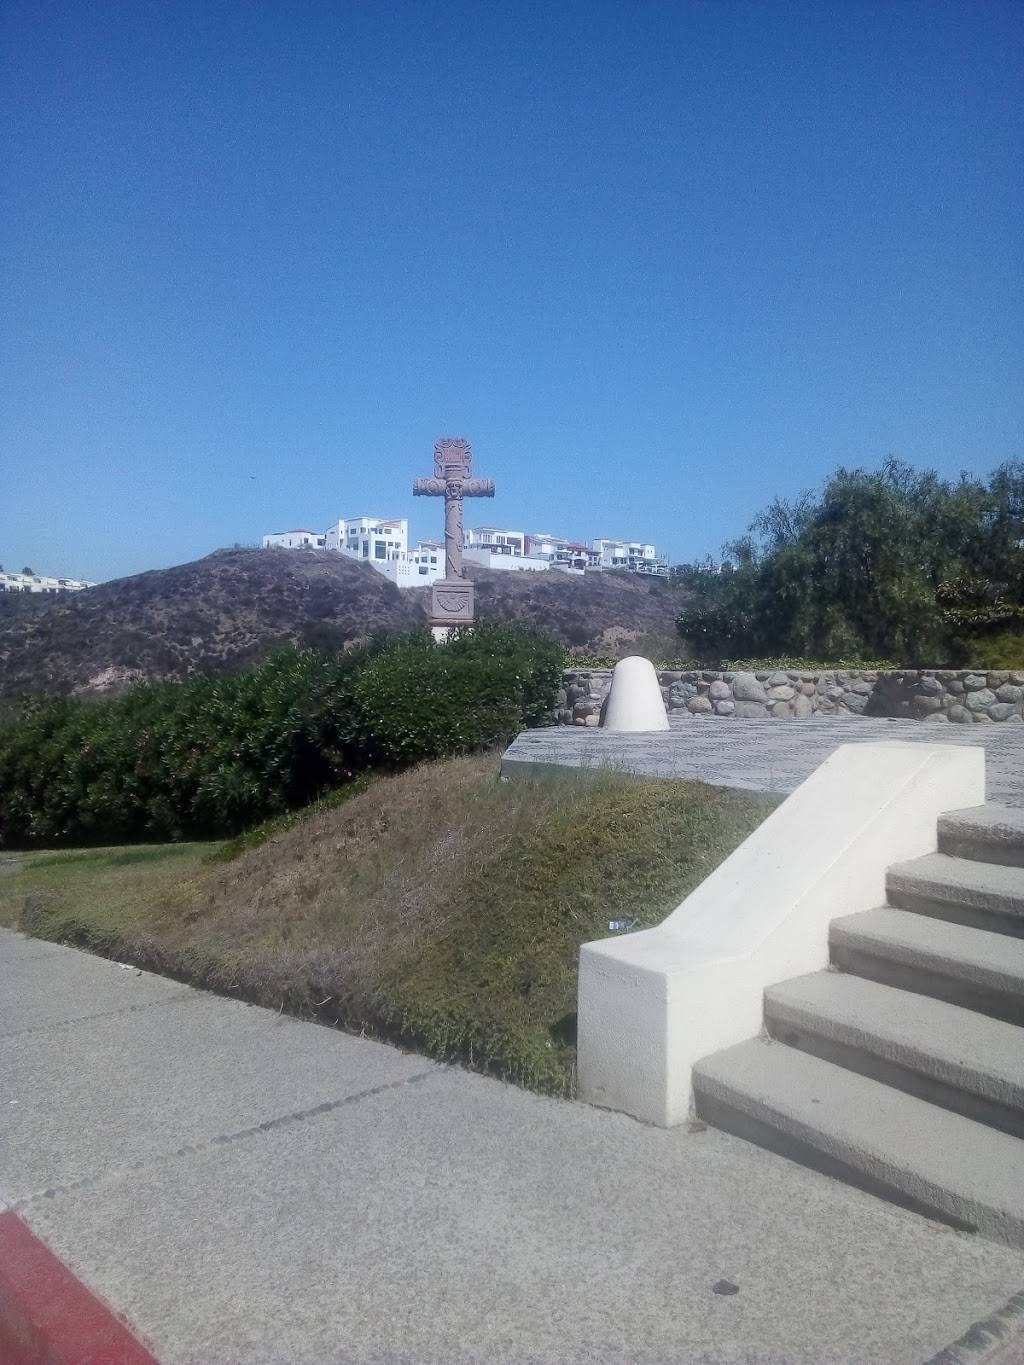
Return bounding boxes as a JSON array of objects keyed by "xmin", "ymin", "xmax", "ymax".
[{"xmin": 576, "ymin": 741, "xmax": 985, "ymax": 1127}]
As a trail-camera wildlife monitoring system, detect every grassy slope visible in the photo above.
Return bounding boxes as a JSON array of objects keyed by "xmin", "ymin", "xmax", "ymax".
[{"xmin": 1, "ymin": 756, "xmax": 775, "ymax": 1092}]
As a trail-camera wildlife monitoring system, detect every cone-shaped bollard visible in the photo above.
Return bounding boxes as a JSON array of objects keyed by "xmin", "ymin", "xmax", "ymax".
[{"xmin": 602, "ymin": 656, "xmax": 670, "ymax": 732}]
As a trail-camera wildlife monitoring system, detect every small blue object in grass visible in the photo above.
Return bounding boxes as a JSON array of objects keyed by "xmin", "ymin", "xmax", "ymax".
[{"xmin": 608, "ymin": 918, "xmax": 638, "ymax": 934}]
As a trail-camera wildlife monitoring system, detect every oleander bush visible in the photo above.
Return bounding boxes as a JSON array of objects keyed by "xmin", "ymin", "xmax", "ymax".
[{"xmin": 0, "ymin": 625, "xmax": 562, "ymax": 849}]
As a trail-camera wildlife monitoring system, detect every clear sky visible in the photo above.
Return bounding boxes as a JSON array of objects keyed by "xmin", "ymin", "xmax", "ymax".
[{"xmin": 2, "ymin": 0, "xmax": 1021, "ymax": 582}]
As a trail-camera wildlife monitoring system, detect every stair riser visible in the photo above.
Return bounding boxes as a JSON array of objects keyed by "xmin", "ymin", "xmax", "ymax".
[
  {"xmin": 885, "ymin": 887, "xmax": 1024, "ymax": 938},
  {"xmin": 829, "ymin": 941, "xmax": 1024, "ymax": 1028},
  {"xmin": 763, "ymin": 1006, "xmax": 1024, "ymax": 1140},
  {"xmin": 690, "ymin": 1085, "xmax": 1019, "ymax": 1245},
  {"xmin": 938, "ymin": 831, "xmax": 1024, "ymax": 869}
]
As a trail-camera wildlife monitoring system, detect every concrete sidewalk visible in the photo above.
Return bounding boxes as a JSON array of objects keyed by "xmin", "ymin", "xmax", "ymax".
[{"xmin": 3, "ymin": 928, "xmax": 1024, "ymax": 1364}]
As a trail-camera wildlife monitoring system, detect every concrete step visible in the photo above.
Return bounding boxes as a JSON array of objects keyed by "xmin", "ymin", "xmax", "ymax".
[
  {"xmin": 764, "ymin": 971, "xmax": 1024, "ymax": 1138},
  {"xmin": 830, "ymin": 908, "xmax": 1024, "ymax": 1026},
  {"xmin": 939, "ymin": 803, "xmax": 1024, "ymax": 869},
  {"xmin": 692, "ymin": 1037, "xmax": 1024, "ymax": 1249},
  {"xmin": 887, "ymin": 852, "xmax": 1024, "ymax": 937}
]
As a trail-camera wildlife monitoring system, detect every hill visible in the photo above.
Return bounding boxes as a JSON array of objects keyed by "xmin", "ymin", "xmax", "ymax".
[
  {"xmin": 0, "ymin": 547, "xmax": 686, "ymax": 699},
  {"xmin": 0, "ymin": 549, "xmax": 423, "ymax": 699}
]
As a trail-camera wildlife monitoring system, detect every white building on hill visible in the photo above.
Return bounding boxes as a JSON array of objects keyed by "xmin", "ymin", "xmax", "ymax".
[
  {"xmin": 526, "ymin": 533, "xmax": 601, "ymax": 573},
  {"xmin": 0, "ymin": 570, "xmax": 95, "ymax": 594},
  {"xmin": 262, "ymin": 529, "xmax": 326, "ymax": 549},
  {"xmin": 261, "ymin": 512, "xmax": 671, "ymax": 585},
  {"xmin": 594, "ymin": 537, "xmax": 669, "ymax": 577},
  {"xmin": 465, "ymin": 526, "xmax": 548, "ymax": 572},
  {"xmin": 466, "ymin": 526, "xmax": 526, "ymax": 557},
  {"xmin": 374, "ymin": 539, "xmax": 444, "ymax": 587},
  {"xmin": 324, "ymin": 517, "xmax": 408, "ymax": 564}
]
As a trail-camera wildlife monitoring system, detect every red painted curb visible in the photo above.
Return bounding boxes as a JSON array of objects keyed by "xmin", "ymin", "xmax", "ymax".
[{"xmin": 0, "ymin": 1210, "xmax": 159, "ymax": 1365}]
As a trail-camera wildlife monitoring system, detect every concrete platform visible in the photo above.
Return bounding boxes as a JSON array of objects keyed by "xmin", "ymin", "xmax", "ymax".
[
  {"xmin": 501, "ymin": 715, "xmax": 1024, "ymax": 804},
  {"xmin": 3, "ymin": 928, "xmax": 1024, "ymax": 1363}
]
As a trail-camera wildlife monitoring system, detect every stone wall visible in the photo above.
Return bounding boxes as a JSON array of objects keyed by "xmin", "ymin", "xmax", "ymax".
[{"xmin": 560, "ymin": 668, "xmax": 1024, "ymax": 726}]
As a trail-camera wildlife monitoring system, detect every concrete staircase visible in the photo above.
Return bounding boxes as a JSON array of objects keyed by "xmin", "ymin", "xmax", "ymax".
[{"xmin": 692, "ymin": 803, "xmax": 1024, "ymax": 1248}]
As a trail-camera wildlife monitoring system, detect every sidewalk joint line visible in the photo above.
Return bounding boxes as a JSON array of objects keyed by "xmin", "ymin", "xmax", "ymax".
[
  {"xmin": 12, "ymin": 1068, "xmax": 442, "ymax": 1210},
  {"xmin": 0, "ymin": 989, "xmax": 199, "ymax": 1042}
]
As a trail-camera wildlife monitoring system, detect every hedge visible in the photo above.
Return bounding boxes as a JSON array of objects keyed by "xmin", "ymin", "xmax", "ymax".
[{"xmin": 0, "ymin": 624, "xmax": 563, "ymax": 848}]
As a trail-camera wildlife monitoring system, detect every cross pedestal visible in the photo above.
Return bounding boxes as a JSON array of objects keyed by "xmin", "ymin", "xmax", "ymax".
[{"xmin": 413, "ymin": 438, "xmax": 494, "ymax": 631}]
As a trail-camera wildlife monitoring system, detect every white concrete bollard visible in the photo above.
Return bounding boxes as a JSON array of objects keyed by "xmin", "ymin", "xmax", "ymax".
[{"xmin": 601, "ymin": 656, "xmax": 670, "ymax": 733}]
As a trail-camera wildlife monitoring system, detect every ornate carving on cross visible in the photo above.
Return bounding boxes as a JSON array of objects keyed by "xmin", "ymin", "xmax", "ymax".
[{"xmin": 413, "ymin": 437, "xmax": 495, "ymax": 581}]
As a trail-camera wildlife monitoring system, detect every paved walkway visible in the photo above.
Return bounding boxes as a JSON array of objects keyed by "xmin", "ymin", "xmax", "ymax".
[
  {"xmin": 502, "ymin": 716, "xmax": 1024, "ymax": 804},
  {"xmin": 2, "ymin": 929, "xmax": 1023, "ymax": 1363}
]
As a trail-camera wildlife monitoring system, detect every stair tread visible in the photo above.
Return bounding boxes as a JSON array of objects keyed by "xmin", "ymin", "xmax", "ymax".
[
  {"xmin": 940, "ymin": 803, "xmax": 1024, "ymax": 839},
  {"xmin": 938, "ymin": 804, "xmax": 1024, "ymax": 867},
  {"xmin": 888, "ymin": 852, "xmax": 1024, "ymax": 908},
  {"xmin": 831, "ymin": 907, "xmax": 1024, "ymax": 988},
  {"xmin": 765, "ymin": 971, "xmax": 1024, "ymax": 1103},
  {"xmin": 693, "ymin": 1038, "xmax": 1024, "ymax": 1235}
]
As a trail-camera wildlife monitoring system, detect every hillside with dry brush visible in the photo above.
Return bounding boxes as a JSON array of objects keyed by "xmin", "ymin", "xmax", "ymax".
[{"xmin": 0, "ymin": 548, "xmax": 686, "ymax": 698}]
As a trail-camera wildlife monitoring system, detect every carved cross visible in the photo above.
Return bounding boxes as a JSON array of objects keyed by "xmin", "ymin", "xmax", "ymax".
[{"xmin": 413, "ymin": 438, "xmax": 494, "ymax": 581}]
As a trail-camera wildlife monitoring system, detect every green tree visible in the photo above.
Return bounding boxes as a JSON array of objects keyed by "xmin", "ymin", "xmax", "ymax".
[{"xmin": 676, "ymin": 459, "xmax": 1024, "ymax": 664}]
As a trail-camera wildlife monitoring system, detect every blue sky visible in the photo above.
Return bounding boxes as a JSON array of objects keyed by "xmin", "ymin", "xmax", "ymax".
[{"xmin": 2, "ymin": 0, "xmax": 1021, "ymax": 583}]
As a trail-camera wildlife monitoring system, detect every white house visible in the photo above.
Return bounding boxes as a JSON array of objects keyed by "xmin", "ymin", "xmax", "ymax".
[
  {"xmin": 464, "ymin": 526, "xmax": 550, "ymax": 573},
  {"xmin": 372, "ymin": 539, "xmax": 444, "ymax": 586},
  {"xmin": 262, "ymin": 529, "xmax": 327, "ymax": 549},
  {"xmin": 594, "ymin": 538, "xmax": 669, "ymax": 577},
  {"xmin": 466, "ymin": 526, "xmax": 527, "ymax": 557},
  {"xmin": 0, "ymin": 570, "xmax": 95, "ymax": 594},
  {"xmin": 526, "ymin": 533, "xmax": 601, "ymax": 573},
  {"xmin": 324, "ymin": 517, "xmax": 408, "ymax": 565}
]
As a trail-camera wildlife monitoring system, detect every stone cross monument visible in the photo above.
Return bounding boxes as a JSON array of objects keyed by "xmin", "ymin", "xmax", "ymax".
[{"xmin": 413, "ymin": 437, "xmax": 494, "ymax": 630}]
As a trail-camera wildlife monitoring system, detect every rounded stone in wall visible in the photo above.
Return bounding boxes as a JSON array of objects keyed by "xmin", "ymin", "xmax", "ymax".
[
  {"xmin": 996, "ymin": 683, "xmax": 1023, "ymax": 703},
  {"xmin": 910, "ymin": 694, "xmax": 943, "ymax": 716},
  {"xmin": 733, "ymin": 672, "xmax": 768, "ymax": 703},
  {"xmin": 965, "ymin": 688, "xmax": 996, "ymax": 712},
  {"xmin": 769, "ymin": 700, "xmax": 793, "ymax": 718},
  {"xmin": 948, "ymin": 679, "xmax": 965, "ymax": 695},
  {"xmin": 791, "ymin": 693, "xmax": 813, "ymax": 718},
  {"xmin": 734, "ymin": 701, "xmax": 769, "ymax": 718},
  {"xmin": 768, "ymin": 684, "xmax": 796, "ymax": 701},
  {"xmin": 687, "ymin": 695, "xmax": 713, "ymax": 714},
  {"xmin": 964, "ymin": 674, "xmax": 988, "ymax": 691},
  {"xmin": 669, "ymin": 680, "xmax": 696, "ymax": 708},
  {"xmin": 826, "ymin": 685, "xmax": 845, "ymax": 702},
  {"xmin": 988, "ymin": 702, "xmax": 1020, "ymax": 722},
  {"xmin": 767, "ymin": 671, "xmax": 790, "ymax": 688},
  {"xmin": 987, "ymin": 672, "xmax": 1011, "ymax": 686},
  {"xmin": 714, "ymin": 699, "xmax": 736, "ymax": 716},
  {"xmin": 709, "ymin": 679, "xmax": 732, "ymax": 700},
  {"xmin": 947, "ymin": 704, "xmax": 972, "ymax": 724},
  {"xmin": 842, "ymin": 692, "xmax": 869, "ymax": 714},
  {"xmin": 917, "ymin": 676, "xmax": 943, "ymax": 696}
]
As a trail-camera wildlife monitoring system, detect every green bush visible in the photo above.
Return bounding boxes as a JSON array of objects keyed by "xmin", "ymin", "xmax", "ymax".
[
  {"xmin": 351, "ymin": 624, "xmax": 562, "ymax": 766},
  {"xmin": 0, "ymin": 626, "xmax": 562, "ymax": 849},
  {"xmin": 958, "ymin": 633, "xmax": 1024, "ymax": 671}
]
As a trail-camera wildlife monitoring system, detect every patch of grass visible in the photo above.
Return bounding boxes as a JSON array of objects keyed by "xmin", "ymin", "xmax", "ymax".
[
  {"xmin": 0, "ymin": 843, "xmax": 217, "ymax": 960},
  {"xmin": 209, "ymin": 774, "xmax": 372, "ymax": 862},
  {"xmin": 4, "ymin": 756, "xmax": 776, "ymax": 1094}
]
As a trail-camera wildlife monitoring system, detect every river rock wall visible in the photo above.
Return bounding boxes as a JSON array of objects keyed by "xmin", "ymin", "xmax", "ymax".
[{"xmin": 559, "ymin": 668, "xmax": 1024, "ymax": 726}]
